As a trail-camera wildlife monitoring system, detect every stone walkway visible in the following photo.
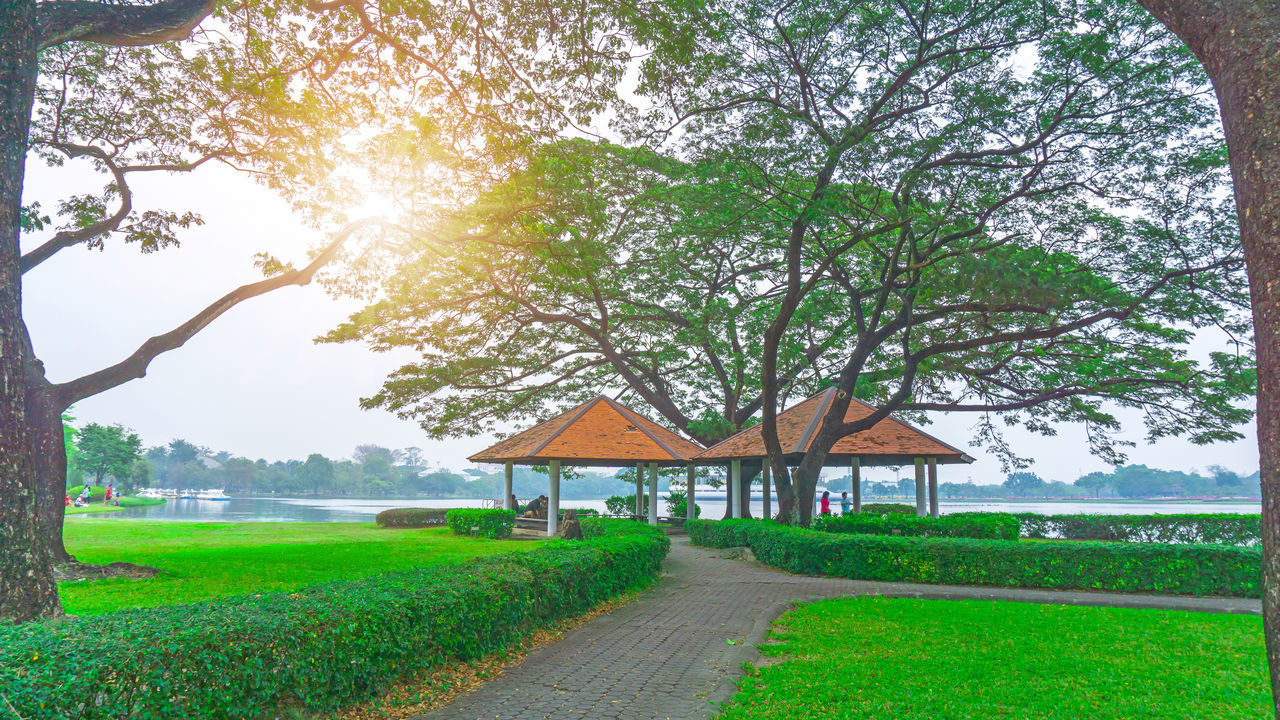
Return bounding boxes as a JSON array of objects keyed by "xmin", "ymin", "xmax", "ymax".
[{"xmin": 416, "ymin": 536, "xmax": 1260, "ymax": 720}]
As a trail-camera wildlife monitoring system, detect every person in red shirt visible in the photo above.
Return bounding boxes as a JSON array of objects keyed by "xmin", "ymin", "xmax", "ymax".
[
  {"xmin": 104, "ymin": 483, "xmax": 113, "ymax": 504},
  {"xmin": 819, "ymin": 490, "xmax": 832, "ymax": 516},
  {"xmin": 64, "ymin": 494, "xmax": 71, "ymax": 507}
]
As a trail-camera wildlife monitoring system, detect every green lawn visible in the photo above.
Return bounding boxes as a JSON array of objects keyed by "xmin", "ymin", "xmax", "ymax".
[
  {"xmin": 65, "ymin": 496, "xmax": 166, "ymax": 515},
  {"xmin": 61, "ymin": 519, "xmax": 538, "ymax": 615},
  {"xmin": 721, "ymin": 597, "xmax": 1269, "ymax": 719}
]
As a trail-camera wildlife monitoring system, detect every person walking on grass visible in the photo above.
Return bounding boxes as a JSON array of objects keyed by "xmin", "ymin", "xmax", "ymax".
[
  {"xmin": 105, "ymin": 483, "xmax": 114, "ymax": 505},
  {"xmin": 820, "ymin": 490, "xmax": 832, "ymax": 516},
  {"xmin": 840, "ymin": 491, "xmax": 852, "ymax": 515}
]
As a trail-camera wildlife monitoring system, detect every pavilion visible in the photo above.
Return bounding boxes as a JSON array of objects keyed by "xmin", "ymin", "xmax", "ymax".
[
  {"xmin": 693, "ymin": 387, "xmax": 975, "ymax": 518},
  {"xmin": 468, "ymin": 395, "xmax": 704, "ymax": 535}
]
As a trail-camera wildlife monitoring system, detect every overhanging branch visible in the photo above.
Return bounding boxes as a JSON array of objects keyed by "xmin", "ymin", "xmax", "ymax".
[
  {"xmin": 37, "ymin": 0, "xmax": 216, "ymax": 49},
  {"xmin": 52, "ymin": 218, "xmax": 385, "ymax": 408}
]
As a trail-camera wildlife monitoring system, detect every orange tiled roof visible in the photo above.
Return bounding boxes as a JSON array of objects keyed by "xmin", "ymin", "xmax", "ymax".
[
  {"xmin": 468, "ymin": 396, "xmax": 704, "ymax": 466},
  {"xmin": 693, "ymin": 387, "xmax": 973, "ymax": 465}
]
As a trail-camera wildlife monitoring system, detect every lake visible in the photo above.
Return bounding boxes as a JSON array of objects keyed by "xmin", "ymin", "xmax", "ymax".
[{"xmin": 77, "ymin": 495, "xmax": 1262, "ymax": 523}]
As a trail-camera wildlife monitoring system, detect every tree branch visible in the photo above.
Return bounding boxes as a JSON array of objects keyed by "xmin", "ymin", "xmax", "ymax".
[
  {"xmin": 53, "ymin": 218, "xmax": 384, "ymax": 408},
  {"xmin": 21, "ymin": 144, "xmax": 131, "ymax": 273},
  {"xmin": 37, "ymin": 0, "xmax": 216, "ymax": 50}
]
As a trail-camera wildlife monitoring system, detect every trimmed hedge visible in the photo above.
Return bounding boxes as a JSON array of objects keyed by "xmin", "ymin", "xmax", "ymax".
[
  {"xmin": 0, "ymin": 520, "xmax": 667, "ymax": 719},
  {"xmin": 375, "ymin": 507, "xmax": 449, "ymax": 528},
  {"xmin": 858, "ymin": 503, "xmax": 917, "ymax": 515},
  {"xmin": 688, "ymin": 519, "xmax": 1260, "ymax": 598},
  {"xmin": 1014, "ymin": 513, "xmax": 1261, "ymax": 546},
  {"xmin": 446, "ymin": 508, "xmax": 516, "ymax": 538},
  {"xmin": 815, "ymin": 512, "xmax": 1020, "ymax": 540}
]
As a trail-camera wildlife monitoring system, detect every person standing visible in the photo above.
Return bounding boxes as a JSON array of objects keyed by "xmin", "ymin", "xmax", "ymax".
[
  {"xmin": 840, "ymin": 491, "xmax": 852, "ymax": 515},
  {"xmin": 819, "ymin": 490, "xmax": 832, "ymax": 516}
]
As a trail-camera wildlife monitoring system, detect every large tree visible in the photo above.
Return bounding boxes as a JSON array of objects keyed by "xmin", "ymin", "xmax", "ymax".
[
  {"xmin": 75, "ymin": 422, "xmax": 143, "ymax": 487},
  {"xmin": 1118, "ymin": 0, "xmax": 1280, "ymax": 710},
  {"xmin": 0, "ymin": 0, "xmax": 630, "ymax": 622},
  {"xmin": 612, "ymin": 0, "xmax": 1253, "ymax": 522},
  {"xmin": 320, "ymin": 2, "xmax": 1255, "ymax": 529}
]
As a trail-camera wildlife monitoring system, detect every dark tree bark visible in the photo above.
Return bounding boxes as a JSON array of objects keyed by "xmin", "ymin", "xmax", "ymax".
[
  {"xmin": 28, "ymin": 368, "xmax": 72, "ymax": 563},
  {"xmin": 1130, "ymin": 1, "xmax": 1280, "ymax": 711},
  {"xmin": 0, "ymin": 0, "xmax": 61, "ymax": 623}
]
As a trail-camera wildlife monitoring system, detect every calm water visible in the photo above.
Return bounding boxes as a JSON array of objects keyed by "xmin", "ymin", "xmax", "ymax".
[{"xmin": 78, "ymin": 495, "xmax": 1262, "ymax": 523}]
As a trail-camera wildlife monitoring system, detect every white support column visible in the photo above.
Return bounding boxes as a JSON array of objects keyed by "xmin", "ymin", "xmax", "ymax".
[
  {"xmin": 851, "ymin": 457, "xmax": 861, "ymax": 514},
  {"xmin": 503, "ymin": 461, "xmax": 514, "ymax": 511},
  {"xmin": 928, "ymin": 456, "xmax": 939, "ymax": 518},
  {"xmin": 914, "ymin": 456, "xmax": 926, "ymax": 517},
  {"xmin": 686, "ymin": 464, "xmax": 696, "ymax": 522},
  {"xmin": 730, "ymin": 460, "xmax": 743, "ymax": 518},
  {"xmin": 635, "ymin": 462, "xmax": 644, "ymax": 517},
  {"xmin": 648, "ymin": 463, "xmax": 659, "ymax": 527},
  {"xmin": 548, "ymin": 460, "xmax": 561, "ymax": 537},
  {"xmin": 761, "ymin": 462, "xmax": 772, "ymax": 520}
]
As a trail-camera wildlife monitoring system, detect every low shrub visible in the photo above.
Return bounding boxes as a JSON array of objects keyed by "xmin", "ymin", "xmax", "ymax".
[
  {"xmin": 665, "ymin": 490, "xmax": 702, "ymax": 519},
  {"xmin": 66, "ymin": 484, "xmax": 107, "ymax": 500},
  {"xmin": 688, "ymin": 519, "xmax": 1260, "ymax": 598},
  {"xmin": 375, "ymin": 507, "xmax": 449, "ymax": 528},
  {"xmin": 0, "ymin": 522, "xmax": 669, "ymax": 719},
  {"xmin": 604, "ymin": 494, "xmax": 648, "ymax": 517},
  {"xmin": 814, "ymin": 512, "xmax": 1019, "ymax": 540},
  {"xmin": 446, "ymin": 508, "xmax": 516, "ymax": 539},
  {"xmin": 857, "ymin": 503, "xmax": 916, "ymax": 515},
  {"xmin": 1013, "ymin": 513, "xmax": 1261, "ymax": 546}
]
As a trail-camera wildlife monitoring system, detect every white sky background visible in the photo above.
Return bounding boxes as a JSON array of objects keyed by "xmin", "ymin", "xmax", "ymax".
[{"xmin": 20, "ymin": 157, "xmax": 1260, "ymax": 485}]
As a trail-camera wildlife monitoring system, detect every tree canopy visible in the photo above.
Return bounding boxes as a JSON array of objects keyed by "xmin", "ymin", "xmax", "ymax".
[{"xmin": 330, "ymin": 0, "xmax": 1255, "ymax": 523}]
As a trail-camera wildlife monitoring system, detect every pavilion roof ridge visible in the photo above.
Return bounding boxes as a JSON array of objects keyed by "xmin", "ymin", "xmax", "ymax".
[
  {"xmin": 467, "ymin": 394, "xmax": 703, "ymax": 466},
  {"xmin": 844, "ymin": 394, "xmax": 973, "ymax": 459},
  {"xmin": 522, "ymin": 396, "xmax": 607, "ymax": 459},
  {"xmin": 598, "ymin": 396, "xmax": 683, "ymax": 460}
]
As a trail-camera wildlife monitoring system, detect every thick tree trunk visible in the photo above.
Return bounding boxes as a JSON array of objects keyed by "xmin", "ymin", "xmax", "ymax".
[
  {"xmin": 1213, "ymin": 43, "xmax": 1280, "ymax": 718},
  {"xmin": 0, "ymin": 0, "xmax": 61, "ymax": 623},
  {"xmin": 27, "ymin": 371, "xmax": 72, "ymax": 563},
  {"xmin": 1134, "ymin": 1, "xmax": 1280, "ymax": 711}
]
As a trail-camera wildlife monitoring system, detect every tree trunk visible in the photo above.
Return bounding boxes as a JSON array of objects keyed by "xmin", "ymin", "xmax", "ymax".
[
  {"xmin": 27, "ymin": 373, "xmax": 72, "ymax": 563},
  {"xmin": 0, "ymin": 0, "xmax": 61, "ymax": 623},
  {"xmin": 1134, "ymin": 1, "xmax": 1280, "ymax": 711},
  {"xmin": 1215, "ymin": 49, "xmax": 1280, "ymax": 720}
]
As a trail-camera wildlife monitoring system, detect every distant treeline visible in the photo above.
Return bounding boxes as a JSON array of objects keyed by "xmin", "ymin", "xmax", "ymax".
[
  {"xmin": 64, "ymin": 419, "xmax": 1258, "ymax": 501},
  {"xmin": 63, "ymin": 422, "xmax": 632, "ymax": 499},
  {"xmin": 921, "ymin": 461, "xmax": 1259, "ymax": 497}
]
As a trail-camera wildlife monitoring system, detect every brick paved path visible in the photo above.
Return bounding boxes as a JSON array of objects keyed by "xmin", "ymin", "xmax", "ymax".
[{"xmin": 417, "ymin": 536, "xmax": 1259, "ymax": 720}]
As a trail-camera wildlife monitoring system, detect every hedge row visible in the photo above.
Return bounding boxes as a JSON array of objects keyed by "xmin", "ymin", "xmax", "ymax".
[
  {"xmin": 687, "ymin": 519, "xmax": 1260, "ymax": 598},
  {"xmin": 446, "ymin": 508, "xmax": 516, "ymax": 538},
  {"xmin": 814, "ymin": 512, "xmax": 1020, "ymax": 540},
  {"xmin": 0, "ymin": 520, "xmax": 668, "ymax": 719},
  {"xmin": 1014, "ymin": 513, "xmax": 1261, "ymax": 546},
  {"xmin": 375, "ymin": 507, "xmax": 449, "ymax": 528},
  {"xmin": 858, "ymin": 503, "xmax": 917, "ymax": 515}
]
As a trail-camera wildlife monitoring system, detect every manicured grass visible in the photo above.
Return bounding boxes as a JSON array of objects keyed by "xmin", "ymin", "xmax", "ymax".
[
  {"xmin": 720, "ymin": 597, "xmax": 1268, "ymax": 719},
  {"xmin": 65, "ymin": 496, "xmax": 166, "ymax": 515},
  {"xmin": 60, "ymin": 519, "xmax": 540, "ymax": 615}
]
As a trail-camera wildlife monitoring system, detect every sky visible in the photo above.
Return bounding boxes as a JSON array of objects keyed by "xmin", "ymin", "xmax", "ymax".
[{"xmin": 19, "ymin": 158, "xmax": 1260, "ymax": 486}]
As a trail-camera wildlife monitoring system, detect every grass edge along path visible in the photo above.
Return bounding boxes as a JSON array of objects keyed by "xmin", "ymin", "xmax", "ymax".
[
  {"xmin": 329, "ymin": 589, "xmax": 644, "ymax": 720},
  {"xmin": 717, "ymin": 596, "xmax": 1269, "ymax": 719},
  {"xmin": 1, "ymin": 519, "xmax": 670, "ymax": 720}
]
